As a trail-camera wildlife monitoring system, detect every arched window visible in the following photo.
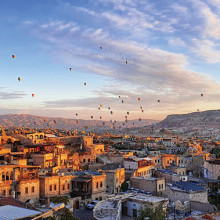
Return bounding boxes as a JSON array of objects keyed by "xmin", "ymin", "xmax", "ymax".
[
  {"xmin": 6, "ymin": 172, "xmax": 9, "ymax": 181},
  {"xmin": 2, "ymin": 172, "xmax": 5, "ymax": 181}
]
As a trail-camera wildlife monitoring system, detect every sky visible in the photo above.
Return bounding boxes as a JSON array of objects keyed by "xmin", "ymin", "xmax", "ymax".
[{"xmin": 0, "ymin": 0, "xmax": 220, "ymax": 121}]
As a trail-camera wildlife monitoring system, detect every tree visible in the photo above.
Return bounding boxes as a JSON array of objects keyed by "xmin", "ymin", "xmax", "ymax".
[
  {"xmin": 120, "ymin": 181, "xmax": 128, "ymax": 192},
  {"xmin": 136, "ymin": 205, "xmax": 167, "ymax": 220},
  {"xmin": 60, "ymin": 208, "xmax": 79, "ymax": 220}
]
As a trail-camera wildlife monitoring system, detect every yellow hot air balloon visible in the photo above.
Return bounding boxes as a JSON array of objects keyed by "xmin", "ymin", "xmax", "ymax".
[
  {"xmin": 69, "ymin": 68, "xmax": 72, "ymax": 71},
  {"xmin": 18, "ymin": 77, "xmax": 21, "ymax": 82},
  {"xmin": 100, "ymin": 104, "xmax": 103, "ymax": 107},
  {"xmin": 84, "ymin": 82, "xmax": 87, "ymax": 86}
]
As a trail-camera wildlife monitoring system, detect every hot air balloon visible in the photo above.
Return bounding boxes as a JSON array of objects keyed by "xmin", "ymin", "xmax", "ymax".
[
  {"xmin": 110, "ymin": 111, "xmax": 113, "ymax": 114},
  {"xmin": 91, "ymin": 116, "xmax": 93, "ymax": 119},
  {"xmin": 122, "ymin": 100, "xmax": 124, "ymax": 103},
  {"xmin": 125, "ymin": 116, "xmax": 127, "ymax": 119},
  {"xmin": 32, "ymin": 94, "xmax": 35, "ymax": 97},
  {"xmin": 201, "ymin": 93, "xmax": 203, "ymax": 97},
  {"xmin": 18, "ymin": 77, "xmax": 21, "ymax": 82},
  {"xmin": 114, "ymin": 120, "xmax": 117, "ymax": 123},
  {"xmin": 133, "ymin": 122, "xmax": 135, "ymax": 125},
  {"xmin": 138, "ymin": 97, "xmax": 140, "ymax": 101},
  {"xmin": 69, "ymin": 68, "xmax": 72, "ymax": 71},
  {"xmin": 102, "ymin": 122, "xmax": 105, "ymax": 125},
  {"xmin": 54, "ymin": 120, "xmax": 57, "ymax": 123},
  {"xmin": 138, "ymin": 118, "xmax": 141, "ymax": 122},
  {"xmin": 84, "ymin": 82, "xmax": 87, "ymax": 86},
  {"xmin": 100, "ymin": 104, "xmax": 103, "ymax": 107},
  {"xmin": 126, "ymin": 60, "xmax": 128, "ymax": 64},
  {"xmin": 140, "ymin": 106, "xmax": 142, "ymax": 109},
  {"xmin": 34, "ymin": 122, "xmax": 37, "ymax": 125},
  {"xmin": 44, "ymin": 119, "xmax": 46, "ymax": 122},
  {"xmin": 158, "ymin": 100, "xmax": 160, "ymax": 103},
  {"xmin": 125, "ymin": 119, "xmax": 128, "ymax": 123},
  {"xmin": 119, "ymin": 96, "xmax": 121, "ymax": 98},
  {"xmin": 108, "ymin": 107, "xmax": 111, "ymax": 110},
  {"xmin": 76, "ymin": 120, "xmax": 79, "ymax": 124},
  {"xmin": 98, "ymin": 107, "xmax": 101, "ymax": 110},
  {"xmin": 76, "ymin": 113, "xmax": 78, "ymax": 116},
  {"xmin": 12, "ymin": 54, "xmax": 15, "ymax": 59},
  {"xmin": 197, "ymin": 109, "xmax": 200, "ymax": 112},
  {"xmin": 100, "ymin": 116, "xmax": 102, "ymax": 119},
  {"xmin": 100, "ymin": 46, "xmax": 103, "ymax": 50},
  {"xmin": 141, "ymin": 110, "xmax": 144, "ymax": 113},
  {"xmin": 123, "ymin": 123, "xmax": 125, "ymax": 126},
  {"xmin": 127, "ymin": 112, "xmax": 129, "ymax": 115}
]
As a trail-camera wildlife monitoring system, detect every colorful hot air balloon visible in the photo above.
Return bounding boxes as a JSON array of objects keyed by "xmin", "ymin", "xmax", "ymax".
[
  {"xmin": 126, "ymin": 60, "xmax": 128, "ymax": 64},
  {"xmin": 108, "ymin": 107, "xmax": 111, "ymax": 110},
  {"xmin": 119, "ymin": 96, "xmax": 121, "ymax": 98},
  {"xmin": 76, "ymin": 113, "xmax": 78, "ymax": 116},
  {"xmin": 197, "ymin": 109, "xmax": 200, "ymax": 112},
  {"xmin": 125, "ymin": 116, "xmax": 127, "ymax": 118},
  {"xmin": 141, "ymin": 110, "xmax": 144, "ymax": 113},
  {"xmin": 76, "ymin": 120, "xmax": 79, "ymax": 124},
  {"xmin": 138, "ymin": 97, "xmax": 140, "ymax": 101},
  {"xmin": 100, "ymin": 46, "xmax": 103, "ymax": 50},
  {"xmin": 98, "ymin": 107, "xmax": 101, "ymax": 110},
  {"xmin": 84, "ymin": 82, "xmax": 87, "ymax": 86},
  {"xmin": 32, "ymin": 94, "xmax": 35, "ymax": 97},
  {"xmin": 201, "ymin": 93, "xmax": 203, "ymax": 97},
  {"xmin": 110, "ymin": 111, "xmax": 113, "ymax": 114},
  {"xmin": 140, "ymin": 106, "xmax": 142, "ymax": 109},
  {"xmin": 158, "ymin": 100, "xmax": 160, "ymax": 103},
  {"xmin": 54, "ymin": 120, "xmax": 57, "ymax": 123},
  {"xmin": 91, "ymin": 116, "xmax": 93, "ymax": 119},
  {"xmin": 12, "ymin": 54, "xmax": 15, "ymax": 59},
  {"xmin": 44, "ymin": 119, "xmax": 46, "ymax": 122},
  {"xmin": 100, "ymin": 116, "xmax": 102, "ymax": 119},
  {"xmin": 114, "ymin": 120, "xmax": 117, "ymax": 123},
  {"xmin": 138, "ymin": 118, "xmax": 141, "ymax": 121},
  {"xmin": 69, "ymin": 68, "xmax": 72, "ymax": 71},
  {"xmin": 100, "ymin": 104, "xmax": 103, "ymax": 107},
  {"xmin": 121, "ymin": 100, "xmax": 124, "ymax": 103},
  {"xmin": 18, "ymin": 77, "xmax": 21, "ymax": 82}
]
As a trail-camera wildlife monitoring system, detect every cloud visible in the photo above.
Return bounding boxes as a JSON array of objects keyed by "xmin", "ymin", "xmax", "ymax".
[{"xmin": 0, "ymin": 89, "xmax": 26, "ymax": 100}]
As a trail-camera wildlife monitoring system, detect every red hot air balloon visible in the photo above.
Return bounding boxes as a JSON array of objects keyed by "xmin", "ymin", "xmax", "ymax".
[
  {"xmin": 138, "ymin": 97, "xmax": 140, "ymax": 101},
  {"xmin": 12, "ymin": 54, "xmax": 15, "ymax": 59},
  {"xmin": 32, "ymin": 94, "xmax": 35, "ymax": 97}
]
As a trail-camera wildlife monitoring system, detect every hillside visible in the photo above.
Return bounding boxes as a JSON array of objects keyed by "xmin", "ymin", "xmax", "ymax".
[
  {"xmin": 0, "ymin": 114, "xmax": 158, "ymax": 130},
  {"xmin": 159, "ymin": 109, "xmax": 220, "ymax": 128}
]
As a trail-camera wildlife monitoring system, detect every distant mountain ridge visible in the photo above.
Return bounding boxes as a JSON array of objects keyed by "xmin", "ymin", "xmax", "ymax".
[
  {"xmin": 0, "ymin": 114, "xmax": 158, "ymax": 130},
  {"xmin": 159, "ymin": 109, "xmax": 220, "ymax": 128}
]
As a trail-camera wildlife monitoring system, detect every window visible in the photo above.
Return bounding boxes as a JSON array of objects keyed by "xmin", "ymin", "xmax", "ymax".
[
  {"xmin": 25, "ymin": 187, "xmax": 28, "ymax": 194},
  {"xmin": 54, "ymin": 184, "xmax": 57, "ymax": 191},
  {"xmin": 10, "ymin": 172, "xmax": 13, "ymax": 180},
  {"xmin": 88, "ymin": 159, "xmax": 90, "ymax": 163},
  {"xmin": 2, "ymin": 172, "xmax": 5, "ymax": 181},
  {"xmin": 96, "ymin": 182, "xmax": 98, "ymax": 188},
  {"xmin": 6, "ymin": 172, "xmax": 9, "ymax": 181},
  {"xmin": 49, "ymin": 185, "xmax": 52, "ymax": 191},
  {"xmin": 100, "ymin": 182, "xmax": 103, "ymax": 188},
  {"xmin": 83, "ymin": 159, "xmax": 85, "ymax": 163},
  {"xmin": 32, "ymin": 186, "xmax": 35, "ymax": 193},
  {"xmin": 67, "ymin": 184, "xmax": 70, "ymax": 190},
  {"xmin": 99, "ymin": 197, "xmax": 102, "ymax": 200},
  {"xmin": 62, "ymin": 185, "xmax": 65, "ymax": 190}
]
